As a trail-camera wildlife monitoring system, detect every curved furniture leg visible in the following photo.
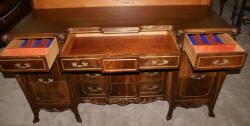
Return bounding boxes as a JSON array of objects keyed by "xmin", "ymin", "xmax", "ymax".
[
  {"xmin": 72, "ymin": 105, "xmax": 82, "ymax": 123},
  {"xmin": 32, "ymin": 109, "xmax": 40, "ymax": 123},
  {"xmin": 208, "ymin": 105, "xmax": 215, "ymax": 117},
  {"xmin": 166, "ymin": 103, "xmax": 175, "ymax": 120}
]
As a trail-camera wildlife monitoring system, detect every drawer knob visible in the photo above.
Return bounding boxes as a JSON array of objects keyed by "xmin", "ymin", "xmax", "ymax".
[
  {"xmin": 213, "ymin": 59, "xmax": 229, "ymax": 66},
  {"xmin": 191, "ymin": 74, "xmax": 206, "ymax": 80},
  {"xmin": 143, "ymin": 72, "xmax": 159, "ymax": 76},
  {"xmin": 15, "ymin": 63, "xmax": 31, "ymax": 69},
  {"xmin": 152, "ymin": 60, "xmax": 168, "ymax": 66},
  {"xmin": 72, "ymin": 62, "xmax": 88, "ymax": 67},
  {"xmin": 87, "ymin": 87, "xmax": 102, "ymax": 92},
  {"xmin": 143, "ymin": 84, "xmax": 158, "ymax": 90},
  {"xmin": 38, "ymin": 78, "xmax": 54, "ymax": 84},
  {"xmin": 85, "ymin": 73, "xmax": 101, "ymax": 78}
]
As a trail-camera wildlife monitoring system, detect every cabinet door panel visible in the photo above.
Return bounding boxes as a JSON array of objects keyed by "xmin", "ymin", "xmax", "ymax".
[
  {"xmin": 176, "ymin": 56, "xmax": 215, "ymax": 100},
  {"xmin": 27, "ymin": 63, "xmax": 70, "ymax": 103}
]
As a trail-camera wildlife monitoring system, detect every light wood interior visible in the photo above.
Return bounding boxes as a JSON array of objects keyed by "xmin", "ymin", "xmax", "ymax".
[
  {"xmin": 216, "ymin": 33, "xmax": 245, "ymax": 52},
  {"xmin": 45, "ymin": 38, "xmax": 59, "ymax": 70},
  {"xmin": 32, "ymin": 0, "xmax": 212, "ymax": 9},
  {"xmin": 4, "ymin": 40, "xmax": 24, "ymax": 48},
  {"xmin": 183, "ymin": 36, "xmax": 197, "ymax": 67},
  {"xmin": 61, "ymin": 32, "xmax": 178, "ymax": 56}
]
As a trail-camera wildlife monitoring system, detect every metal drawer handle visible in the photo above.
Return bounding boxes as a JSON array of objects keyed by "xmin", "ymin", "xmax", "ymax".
[
  {"xmin": 152, "ymin": 60, "xmax": 168, "ymax": 66},
  {"xmin": 87, "ymin": 87, "xmax": 102, "ymax": 92},
  {"xmin": 85, "ymin": 73, "xmax": 101, "ymax": 78},
  {"xmin": 38, "ymin": 78, "xmax": 54, "ymax": 84},
  {"xmin": 143, "ymin": 85, "xmax": 158, "ymax": 90},
  {"xmin": 72, "ymin": 62, "xmax": 88, "ymax": 67},
  {"xmin": 15, "ymin": 63, "xmax": 31, "ymax": 69},
  {"xmin": 143, "ymin": 72, "xmax": 159, "ymax": 76},
  {"xmin": 191, "ymin": 74, "xmax": 206, "ymax": 80},
  {"xmin": 213, "ymin": 59, "xmax": 229, "ymax": 66}
]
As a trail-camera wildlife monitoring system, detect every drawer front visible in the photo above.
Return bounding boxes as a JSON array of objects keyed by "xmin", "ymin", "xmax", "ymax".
[
  {"xmin": 61, "ymin": 58, "xmax": 101, "ymax": 71},
  {"xmin": 0, "ymin": 59, "xmax": 47, "ymax": 72},
  {"xmin": 102, "ymin": 58, "xmax": 138, "ymax": 73},
  {"xmin": 80, "ymin": 73, "xmax": 109, "ymax": 96},
  {"xmin": 136, "ymin": 71, "xmax": 165, "ymax": 95},
  {"xmin": 139, "ymin": 56, "xmax": 180, "ymax": 70},
  {"xmin": 197, "ymin": 55, "xmax": 246, "ymax": 70}
]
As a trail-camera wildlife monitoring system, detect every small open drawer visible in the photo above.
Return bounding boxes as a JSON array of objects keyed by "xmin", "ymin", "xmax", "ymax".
[
  {"xmin": 183, "ymin": 33, "xmax": 247, "ymax": 70},
  {"xmin": 0, "ymin": 37, "xmax": 59, "ymax": 72}
]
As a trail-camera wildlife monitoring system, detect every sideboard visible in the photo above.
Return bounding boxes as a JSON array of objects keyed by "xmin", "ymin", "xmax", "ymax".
[{"xmin": 0, "ymin": 0, "xmax": 248, "ymax": 123}]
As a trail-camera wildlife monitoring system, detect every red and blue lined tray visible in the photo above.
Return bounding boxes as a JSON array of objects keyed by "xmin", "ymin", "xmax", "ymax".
[
  {"xmin": 2, "ymin": 38, "xmax": 54, "ymax": 56},
  {"xmin": 20, "ymin": 38, "xmax": 54, "ymax": 48},
  {"xmin": 187, "ymin": 34, "xmax": 236, "ymax": 53},
  {"xmin": 188, "ymin": 34, "xmax": 224, "ymax": 45}
]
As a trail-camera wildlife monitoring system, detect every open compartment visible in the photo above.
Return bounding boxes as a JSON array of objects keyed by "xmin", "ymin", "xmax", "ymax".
[
  {"xmin": 183, "ymin": 33, "xmax": 247, "ymax": 70},
  {"xmin": 60, "ymin": 27, "xmax": 180, "ymax": 72},
  {"xmin": 0, "ymin": 37, "xmax": 59, "ymax": 72}
]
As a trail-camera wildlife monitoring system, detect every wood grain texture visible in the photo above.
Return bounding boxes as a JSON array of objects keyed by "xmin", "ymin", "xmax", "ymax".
[
  {"xmin": 6, "ymin": 6, "xmax": 234, "ymax": 35},
  {"xmin": 32, "ymin": 0, "xmax": 212, "ymax": 9}
]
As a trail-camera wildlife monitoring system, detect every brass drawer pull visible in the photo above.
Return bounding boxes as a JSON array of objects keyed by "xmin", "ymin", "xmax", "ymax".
[
  {"xmin": 72, "ymin": 62, "xmax": 88, "ymax": 67},
  {"xmin": 143, "ymin": 72, "xmax": 159, "ymax": 76},
  {"xmin": 15, "ymin": 63, "xmax": 31, "ymax": 69},
  {"xmin": 87, "ymin": 87, "xmax": 102, "ymax": 92},
  {"xmin": 152, "ymin": 60, "xmax": 168, "ymax": 66},
  {"xmin": 213, "ymin": 59, "xmax": 229, "ymax": 66},
  {"xmin": 38, "ymin": 78, "xmax": 54, "ymax": 84},
  {"xmin": 143, "ymin": 85, "xmax": 158, "ymax": 90},
  {"xmin": 85, "ymin": 73, "xmax": 101, "ymax": 78},
  {"xmin": 191, "ymin": 74, "xmax": 206, "ymax": 80}
]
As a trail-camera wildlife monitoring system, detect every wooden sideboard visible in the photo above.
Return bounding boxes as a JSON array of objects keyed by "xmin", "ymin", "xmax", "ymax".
[{"xmin": 0, "ymin": 0, "xmax": 248, "ymax": 123}]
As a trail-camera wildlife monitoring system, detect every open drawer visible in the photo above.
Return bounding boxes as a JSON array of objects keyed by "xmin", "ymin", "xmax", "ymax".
[
  {"xmin": 60, "ymin": 26, "xmax": 180, "ymax": 73},
  {"xmin": 0, "ymin": 36, "xmax": 59, "ymax": 72},
  {"xmin": 183, "ymin": 33, "xmax": 247, "ymax": 70}
]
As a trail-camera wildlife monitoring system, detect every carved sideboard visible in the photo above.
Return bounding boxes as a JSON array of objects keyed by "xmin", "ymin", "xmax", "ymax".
[{"xmin": 0, "ymin": 0, "xmax": 248, "ymax": 123}]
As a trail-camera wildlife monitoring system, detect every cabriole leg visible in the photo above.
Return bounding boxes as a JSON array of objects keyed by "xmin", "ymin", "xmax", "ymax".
[
  {"xmin": 32, "ymin": 109, "xmax": 40, "ymax": 123},
  {"xmin": 72, "ymin": 105, "xmax": 82, "ymax": 123},
  {"xmin": 166, "ymin": 103, "xmax": 175, "ymax": 120}
]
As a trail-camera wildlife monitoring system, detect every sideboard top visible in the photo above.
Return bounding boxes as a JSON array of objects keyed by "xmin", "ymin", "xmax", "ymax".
[
  {"xmin": 7, "ymin": 6, "xmax": 234, "ymax": 35},
  {"xmin": 32, "ymin": 0, "xmax": 212, "ymax": 9}
]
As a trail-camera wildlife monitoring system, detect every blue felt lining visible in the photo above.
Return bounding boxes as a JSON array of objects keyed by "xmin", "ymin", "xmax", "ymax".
[
  {"xmin": 213, "ymin": 34, "xmax": 224, "ymax": 44},
  {"xmin": 46, "ymin": 38, "xmax": 54, "ymax": 47},
  {"xmin": 32, "ymin": 39, "xmax": 41, "ymax": 47},
  {"xmin": 21, "ymin": 39, "xmax": 28, "ymax": 47},
  {"xmin": 200, "ymin": 35, "xmax": 211, "ymax": 45},
  {"xmin": 188, "ymin": 35, "xmax": 197, "ymax": 45}
]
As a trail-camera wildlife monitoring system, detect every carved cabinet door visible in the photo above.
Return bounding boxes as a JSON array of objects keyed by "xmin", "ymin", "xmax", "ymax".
[
  {"xmin": 175, "ymin": 56, "xmax": 216, "ymax": 100},
  {"xmin": 26, "ymin": 62, "xmax": 70, "ymax": 104}
]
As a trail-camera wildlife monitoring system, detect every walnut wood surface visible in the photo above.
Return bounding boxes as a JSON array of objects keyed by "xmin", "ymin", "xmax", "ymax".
[
  {"xmin": 63, "ymin": 34, "xmax": 178, "ymax": 55},
  {"xmin": 32, "ymin": 0, "xmax": 212, "ymax": 9},
  {"xmin": 6, "ymin": 6, "xmax": 234, "ymax": 35}
]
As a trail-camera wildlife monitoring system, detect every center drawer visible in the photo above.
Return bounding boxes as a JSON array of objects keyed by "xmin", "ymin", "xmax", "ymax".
[{"xmin": 59, "ymin": 26, "xmax": 181, "ymax": 72}]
